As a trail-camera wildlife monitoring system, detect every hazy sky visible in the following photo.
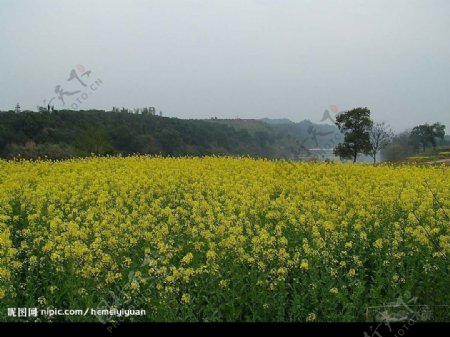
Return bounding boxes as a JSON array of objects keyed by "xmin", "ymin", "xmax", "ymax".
[{"xmin": 1, "ymin": 0, "xmax": 449, "ymax": 131}]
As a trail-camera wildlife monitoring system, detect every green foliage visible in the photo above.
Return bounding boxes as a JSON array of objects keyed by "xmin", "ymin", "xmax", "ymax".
[
  {"xmin": 334, "ymin": 107, "xmax": 373, "ymax": 162},
  {"xmin": 0, "ymin": 110, "xmax": 339, "ymax": 160},
  {"xmin": 410, "ymin": 123, "xmax": 446, "ymax": 152},
  {"xmin": 333, "ymin": 143, "xmax": 354, "ymax": 160},
  {"xmin": 79, "ymin": 126, "xmax": 114, "ymax": 155},
  {"xmin": 157, "ymin": 129, "xmax": 182, "ymax": 155},
  {"xmin": 4, "ymin": 142, "xmax": 80, "ymax": 160},
  {"xmin": 438, "ymin": 151, "xmax": 450, "ymax": 159}
]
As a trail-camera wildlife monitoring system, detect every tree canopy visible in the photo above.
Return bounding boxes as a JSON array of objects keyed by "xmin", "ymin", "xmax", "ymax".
[
  {"xmin": 0, "ymin": 109, "xmax": 338, "ymax": 160},
  {"xmin": 334, "ymin": 107, "xmax": 373, "ymax": 163},
  {"xmin": 410, "ymin": 123, "xmax": 446, "ymax": 152}
]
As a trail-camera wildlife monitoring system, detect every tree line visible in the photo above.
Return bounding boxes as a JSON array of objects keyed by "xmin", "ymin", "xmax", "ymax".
[
  {"xmin": 333, "ymin": 107, "xmax": 447, "ymax": 163},
  {"xmin": 0, "ymin": 107, "xmax": 446, "ymax": 162},
  {"xmin": 0, "ymin": 109, "xmax": 296, "ymax": 160}
]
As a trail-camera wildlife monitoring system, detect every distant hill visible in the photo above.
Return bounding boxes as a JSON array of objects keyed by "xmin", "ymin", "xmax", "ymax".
[
  {"xmin": 269, "ymin": 119, "xmax": 340, "ymax": 148},
  {"xmin": 0, "ymin": 110, "xmax": 342, "ymax": 160},
  {"xmin": 260, "ymin": 118, "xmax": 296, "ymax": 125},
  {"xmin": 205, "ymin": 117, "xmax": 342, "ymax": 159},
  {"xmin": 207, "ymin": 118, "xmax": 339, "ymax": 145}
]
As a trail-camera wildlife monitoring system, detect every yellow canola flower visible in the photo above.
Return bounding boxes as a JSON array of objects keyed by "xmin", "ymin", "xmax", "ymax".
[
  {"xmin": 300, "ymin": 259, "xmax": 309, "ymax": 270},
  {"xmin": 0, "ymin": 156, "xmax": 448, "ymax": 321},
  {"xmin": 181, "ymin": 293, "xmax": 191, "ymax": 304},
  {"xmin": 181, "ymin": 253, "xmax": 194, "ymax": 265}
]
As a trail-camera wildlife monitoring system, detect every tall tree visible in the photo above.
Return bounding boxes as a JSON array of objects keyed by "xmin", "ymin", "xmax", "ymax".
[
  {"xmin": 334, "ymin": 107, "xmax": 373, "ymax": 163},
  {"xmin": 382, "ymin": 130, "xmax": 414, "ymax": 162},
  {"xmin": 430, "ymin": 122, "xmax": 446, "ymax": 149},
  {"xmin": 410, "ymin": 123, "xmax": 446, "ymax": 152},
  {"xmin": 369, "ymin": 122, "xmax": 394, "ymax": 163}
]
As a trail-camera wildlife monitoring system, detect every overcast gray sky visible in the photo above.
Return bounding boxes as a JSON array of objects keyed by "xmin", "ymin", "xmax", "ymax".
[{"xmin": 0, "ymin": 0, "xmax": 449, "ymax": 131}]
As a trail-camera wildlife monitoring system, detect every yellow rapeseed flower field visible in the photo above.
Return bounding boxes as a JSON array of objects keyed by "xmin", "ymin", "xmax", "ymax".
[{"xmin": 0, "ymin": 156, "xmax": 449, "ymax": 321}]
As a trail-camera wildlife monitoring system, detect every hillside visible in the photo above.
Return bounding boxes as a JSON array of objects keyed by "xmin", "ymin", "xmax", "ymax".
[
  {"xmin": 0, "ymin": 110, "xmax": 340, "ymax": 160},
  {"xmin": 259, "ymin": 118, "xmax": 296, "ymax": 125}
]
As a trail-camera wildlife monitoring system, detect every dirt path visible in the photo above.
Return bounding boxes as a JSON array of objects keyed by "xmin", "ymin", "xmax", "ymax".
[{"xmin": 426, "ymin": 158, "xmax": 450, "ymax": 165}]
